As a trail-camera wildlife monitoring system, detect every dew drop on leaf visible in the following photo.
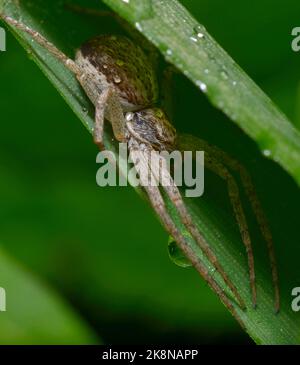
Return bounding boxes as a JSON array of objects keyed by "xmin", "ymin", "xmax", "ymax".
[
  {"xmin": 196, "ymin": 80, "xmax": 207, "ymax": 93},
  {"xmin": 262, "ymin": 149, "xmax": 272, "ymax": 157},
  {"xmin": 168, "ymin": 237, "xmax": 192, "ymax": 268}
]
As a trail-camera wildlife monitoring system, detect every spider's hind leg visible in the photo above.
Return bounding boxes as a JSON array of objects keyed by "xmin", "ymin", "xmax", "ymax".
[
  {"xmin": 65, "ymin": 3, "xmax": 121, "ymax": 23},
  {"xmin": 178, "ymin": 134, "xmax": 280, "ymax": 313},
  {"xmin": 204, "ymin": 154, "xmax": 257, "ymax": 308}
]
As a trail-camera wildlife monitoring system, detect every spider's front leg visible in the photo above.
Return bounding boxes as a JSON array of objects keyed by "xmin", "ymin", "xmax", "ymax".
[
  {"xmin": 127, "ymin": 108, "xmax": 246, "ymax": 309},
  {"xmin": 92, "ymin": 86, "xmax": 127, "ymax": 150},
  {"xmin": 130, "ymin": 147, "xmax": 245, "ymax": 327},
  {"xmin": 0, "ymin": 13, "xmax": 81, "ymax": 76},
  {"xmin": 149, "ymin": 151, "xmax": 246, "ymax": 310}
]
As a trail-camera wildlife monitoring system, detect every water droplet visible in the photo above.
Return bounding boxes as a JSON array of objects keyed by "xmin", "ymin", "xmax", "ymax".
[
  {"xmin": 193, "ymin": 25, "xmax": 205, "ymax": 39},
  {"xmin": 113, "ymin": 75, "xmax": 122, "ymax": 84},
  {"xmin": 232, "ymin": 80, "xmax": 237, "ymax": 86},
  {"xmin": 204, "ymin": 68, "xmax": 209, "ymax": 74},
  {"xmin": 196, "ymin": 80, "xmax": 207, "ymax": 92},
  {"xmin": 122, "ymin": 0, "xmax": 130, "ymax": 3},
  {"xmin": 190, "ymin": 36, "xmax": 198, "ymax": 43},
  {"xmin": 168, "ymin": 239, "xmax": 192, "ymax": 268},
  {"xmin": 262, "ymin": 149, "xmax": 272, "ymax": 157},
  {"xmin": 82, "ymin": 107, "xmax": 88, "ymax": 115},
  {"xmin": 166, "ymin": 49, "xmax": 173, "ymax": 56},
  {"xmin": 135, "ymin": 22, "xmax": 142, "ymax": 32}
]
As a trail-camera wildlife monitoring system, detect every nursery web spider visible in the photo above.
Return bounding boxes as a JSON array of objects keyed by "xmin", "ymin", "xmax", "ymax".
[{"xmin": 0, "ymin": 4, "xmax": 280, "ymax": 320}]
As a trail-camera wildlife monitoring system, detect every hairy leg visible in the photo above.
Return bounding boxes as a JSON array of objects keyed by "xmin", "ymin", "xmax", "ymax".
[
  {"xmin": 94, "ymin": 87, "xmax": 127, "ymax": 150},
  {"xmin": 148, "ymin": 150, "xmax": 246, "ymax": 309},
  {"xmin": 159, "ymin": 65, "xmax": 178, "ymax": 120},
  {"xmin": 0, "ymin": 14, "xmax": 81, "ymax": 76},
  {"xmin": 65, "ymin": 3, "xmax": 117, "ymax": 20},
  {"xmin": 178, "ymin": 133, "xmax": 280, "ymax": 312},
  {"xmin": 130, "ymin": 146, "xmax": 245, "ymax": 325},
  {"xmin": 204, "ymin": 154, "xmax": 256, "ymax": 307}
]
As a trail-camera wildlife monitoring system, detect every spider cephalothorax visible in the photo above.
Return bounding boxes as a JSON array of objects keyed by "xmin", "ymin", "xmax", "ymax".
[{"xmin": 125, "ymin": 108, "xmax": 177, "ymax": 152}]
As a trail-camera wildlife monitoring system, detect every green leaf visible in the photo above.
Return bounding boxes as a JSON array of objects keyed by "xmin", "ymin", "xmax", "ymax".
[
  {"xmin": 0, "ymin": 247, "xmax": 99, "ymax": 344},
  {"xmin": 1, "ymin": 0, "xmax": 300, "ymax": 344}
]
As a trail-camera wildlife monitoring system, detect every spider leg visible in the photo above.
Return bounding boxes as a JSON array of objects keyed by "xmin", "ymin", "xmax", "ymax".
[
  {"xmin": 94, "ymin": 87, "xmax": 127, "ymax": 150},
  {"xmin": 205, "ymin": 155, "xmax": 257, "ymax": 308},
  {"xmin": 129, "ymin": 147, "xmax": 245, "ymax": 326},
  {"xmin": 65, "ymin": 3, "xmax": 117, "ymax": 20},
  {"xmin": 178, "ymin": 134, "xmax": 280, "ymax": 312},
  {"xmin": 148, "ymin": 150, "xmax": 246, "ymax": 310},
  {"xmin": 0, "ymin": 14, "xmax": 81, "ymax": 76},
  {"xmin": 159, "ymin": 65, "xmax": 178, "ymax": 120},
  {"xmin": 237, "ymin": 165, "xmax": 279, "ymax": 313}
]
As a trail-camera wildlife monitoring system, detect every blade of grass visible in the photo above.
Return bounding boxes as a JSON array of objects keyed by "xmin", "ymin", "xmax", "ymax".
[
  {"xmin": 0, "ymin": 247, "xmax": 99, "ymax": 344},
  {"xmin": 103, "ymin": 0, "xmax": 300, "ymax": 187}
]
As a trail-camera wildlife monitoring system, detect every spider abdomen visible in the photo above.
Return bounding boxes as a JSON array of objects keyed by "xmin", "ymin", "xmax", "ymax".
[{"xmin": 75, "ymin": 35, "xmax": 158, "ymax": 111}]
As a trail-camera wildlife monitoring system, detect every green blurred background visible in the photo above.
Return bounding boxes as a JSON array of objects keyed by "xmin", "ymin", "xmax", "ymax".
[{"xmin": 0, "ymin": 0, "xmax": 300, "ymax": 344}]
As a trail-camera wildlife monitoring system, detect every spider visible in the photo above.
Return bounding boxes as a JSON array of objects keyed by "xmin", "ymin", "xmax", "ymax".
[{"xmin": 0, "ymin": 6, "xmax": 280, "ymax": 322}]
